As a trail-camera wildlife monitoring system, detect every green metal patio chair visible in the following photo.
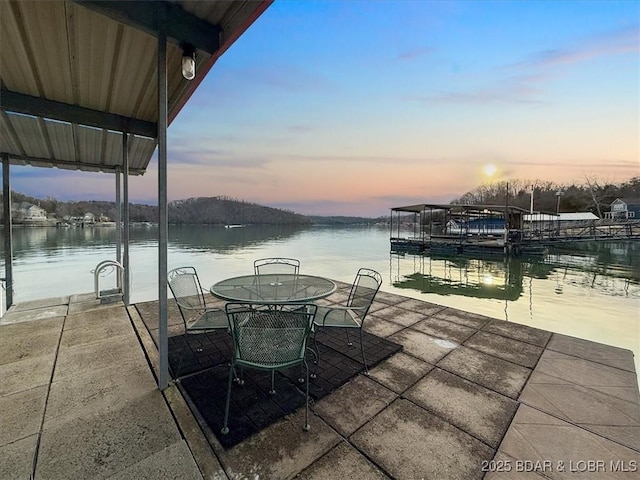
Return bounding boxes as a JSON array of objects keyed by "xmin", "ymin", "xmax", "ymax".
[
  {"xmin": 253, "ymin": 257, "xmax": 300, "ymax": 275},
  {"xmin": 313, "ymin": 268, "xmax": 382, "ymax": 374},
  {"xmin": 167, "ymin": 266, "xmax": 229, "ymax": 379},
  {"xmin": 221, "ymin": 302, "xmax": 317, "ymax": 435}
]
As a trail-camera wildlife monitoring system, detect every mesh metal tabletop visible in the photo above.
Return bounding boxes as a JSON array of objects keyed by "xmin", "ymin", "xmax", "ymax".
[{"xmin": 210, "ymin": 274, "xmax": 337, "ymax": 303}]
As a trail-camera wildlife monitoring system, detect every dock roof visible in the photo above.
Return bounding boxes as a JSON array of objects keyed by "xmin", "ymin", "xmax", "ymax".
[
  {"xmin": 392, "ymin": 203, "xmax": 529, "ymax": 214},
  {"xmin": 1, "ymin": 1, "xmax": 271, "ymax": 175}
]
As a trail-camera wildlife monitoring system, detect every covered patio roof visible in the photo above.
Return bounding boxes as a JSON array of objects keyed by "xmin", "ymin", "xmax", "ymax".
[
  {"xmin": 1, "ymin": 0, "xmax": 272, "ymax": 390},
  {"xmin": 1, "ymin": 0, "xmax": 271, "ymax": 174}
]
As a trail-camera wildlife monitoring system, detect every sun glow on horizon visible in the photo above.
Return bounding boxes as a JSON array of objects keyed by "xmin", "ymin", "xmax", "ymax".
[{"xmin": 483, "ymin": 164, "xmax": 497, "ymax": 178}]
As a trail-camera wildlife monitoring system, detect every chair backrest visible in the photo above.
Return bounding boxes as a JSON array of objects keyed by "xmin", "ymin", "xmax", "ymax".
[
  {"xmin": 347, "ymin": 268, "xmax": 382, "ymax": 316},
  {"xmin": 225, "ymin": 303, "xmax": 317, "ymax": 369},
  {"xmin": 254, "ymin": 257, "xmax": 300, "ymax": 275},
  {"xmin": 168, "ymin": 267, "xmax": 207, "ymax": 319}
]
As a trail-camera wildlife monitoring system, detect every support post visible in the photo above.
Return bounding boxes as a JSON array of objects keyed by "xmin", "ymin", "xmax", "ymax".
[
  {"xmin": 115, "ymin": 167, "xmax": 122, "ymax": 286},
  {"xmin": 2, "ymin": 154, "xmax": 13, "ymax": 310},
  {"xmin": 157, "ymin": 3, "xmax": 169, "ymax": 390},
  {"xmin": 122, "ymin": 134, "xmax": 130, "ymax": 305}
]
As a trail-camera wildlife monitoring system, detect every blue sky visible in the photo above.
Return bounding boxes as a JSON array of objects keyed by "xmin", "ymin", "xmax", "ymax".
[{"xmin": 10, "ymin": 0, "xmax": 640, "ymax": 217}]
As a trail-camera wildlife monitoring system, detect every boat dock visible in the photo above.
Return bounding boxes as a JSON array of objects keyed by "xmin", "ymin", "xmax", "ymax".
[
  {"xmin": 2, "ymin": 285, "xmax": 638, "ymax": 479},
  {"xmin": 390, "ymin": 203, "xmax": 640, "ymax": 256}
]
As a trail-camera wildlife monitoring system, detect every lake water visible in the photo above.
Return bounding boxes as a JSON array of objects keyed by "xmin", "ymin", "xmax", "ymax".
[{"xmin": 3, "ymin": 224, "xmax": 639, "ymax": 372}]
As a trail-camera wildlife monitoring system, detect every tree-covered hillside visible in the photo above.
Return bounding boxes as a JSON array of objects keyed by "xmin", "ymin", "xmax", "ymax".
[
  {"xmin": 168, "ymin": 197, "xmax": 310, "ymax": 225},
  {"xmin": 0, "ymin": 193, "xmax": 311, "ymax": 225}
]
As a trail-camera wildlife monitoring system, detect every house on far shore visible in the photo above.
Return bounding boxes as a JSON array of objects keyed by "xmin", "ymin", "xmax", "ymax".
[
  {"xmin": 605, "ymin": 198, "xmax": 640, "ymax": 220},
  {"xmin": 83, "ymin": 212, "xmax": 96, "ymax": 224},
  {"xmin": 12, "ymin": 202, "xmax": 48, "ymax": 222}
]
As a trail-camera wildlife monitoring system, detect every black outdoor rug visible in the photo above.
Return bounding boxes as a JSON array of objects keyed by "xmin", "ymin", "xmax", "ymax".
[{"xmin": 169, "ymin": 329, "xmax": 402, "ymax": 449}]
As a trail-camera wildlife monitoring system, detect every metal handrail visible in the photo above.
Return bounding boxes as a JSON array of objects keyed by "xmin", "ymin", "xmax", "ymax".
[{"xmin": 92, "ymin": 260, "xmax": 124, "ymax": 300}]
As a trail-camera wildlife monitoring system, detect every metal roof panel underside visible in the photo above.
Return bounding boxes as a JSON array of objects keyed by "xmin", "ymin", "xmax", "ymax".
[{"xmin": 0, "ymin": 0, "xmax": 272, "ymax": 175}]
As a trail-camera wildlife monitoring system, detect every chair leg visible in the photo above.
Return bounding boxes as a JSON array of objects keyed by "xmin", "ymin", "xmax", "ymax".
[
  {"xmin": 359, "ymin": 328, "xmax": 368, "ymax": 374},
  {"xmin": 312, "ymin": 327, "xmax": 320, "ymax": 366},
  {"xmin": 345, "ymin": 329, "xmax": 353, "ymax": 347},
  {"xmin": 236, "ymin": 366, "xmax": 245, "ymax": 385},
  {"xmin": 269, "ymin": 371, "xmax": 276, "ymax": 394},
  {"xmin": 305, "ymin": 346, "xmax": 318, "ymax": 379},
  {"xmin": 221, "ymin": 362, "xmax": 235, "ymax": 435},
  {"xmin": 303, "ymin": 359, "xmax": 310, "ymax": 431}
]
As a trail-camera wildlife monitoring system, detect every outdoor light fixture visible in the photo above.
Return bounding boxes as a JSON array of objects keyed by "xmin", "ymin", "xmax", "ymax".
[{"xmin": 181, "ymin": 44, "xmax": 196, "ymax": 80}]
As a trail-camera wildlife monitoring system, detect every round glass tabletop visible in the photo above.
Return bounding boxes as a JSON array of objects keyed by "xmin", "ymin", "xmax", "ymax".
[{"xmin": 210, "ymin": 274, "xmax": 337, "ymax": 303}]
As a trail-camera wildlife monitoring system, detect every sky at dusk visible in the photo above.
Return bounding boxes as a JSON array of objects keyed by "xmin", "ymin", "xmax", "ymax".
[{"xmin": 10, "ymin": 0, "xmax": 640, "ymax": 217}]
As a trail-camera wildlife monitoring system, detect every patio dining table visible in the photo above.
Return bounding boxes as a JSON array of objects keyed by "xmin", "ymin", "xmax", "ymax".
[{"xmin": 210, "ymin": 273, "xmax": 337, "ymax": 304}]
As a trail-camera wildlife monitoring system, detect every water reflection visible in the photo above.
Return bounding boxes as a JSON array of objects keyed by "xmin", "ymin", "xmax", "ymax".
[
  {"xmin": 391, "ymin": 241, "xmax": 639, "ymax": 303},
  {"xmin": 168, "ymin": 225, "xmax": 309, "ymax": 252},
  {"xmin": 7, "ymin": 226, "xmax": 119, "ymax": 258},
  {"xmin": 391, "ymin": 256, "xmax": 530, "ymax": 302},
  {"xmin": 1, "ymin": 224, "xmax": 311, "ymax": 259}
]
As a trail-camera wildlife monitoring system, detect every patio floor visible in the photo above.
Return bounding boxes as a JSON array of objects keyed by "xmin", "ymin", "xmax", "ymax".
[{"xmin": 1, "ymin": 283, "xmax": 638, "ymax": 479}]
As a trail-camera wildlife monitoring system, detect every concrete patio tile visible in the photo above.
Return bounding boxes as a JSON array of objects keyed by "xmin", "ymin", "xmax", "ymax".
[
  {"xmin": 0, "ymin": 434, "xmax": 37, "ymax": 480},
  {"xmin": 432, "ymin": 308, "xmax": 493, "ymax": 329},
  {"xmin": 135, "ymin": 300, "xmax": 184, "ymax": 328},
  {"xmin": 317, "ymin": 294, "xmax": 349, "ymax": 308},
  {"xmin": 146, "ymin": 324, "xmax": 185, "ymax": 345},
  {"xmin": 368, "ymin": 351, "xmax": 434, "ymax": 394},
  {"xmin": 313, "ymin": 375, "xmax": 397, "ymax": 436},
  {"xmin": 0, "ymin": 317, "xmax": 62, "ymax": 365},
  {"xmin": 218, "ymin": 409, "xmax": 342, "ymax": 480},
  {"xmin": 0, "ymin": 385, "xmax": 47, "ymax": 447},
  {"xmin": 464, "ymin": 331, "xmax": 544, "ymax": 368},
  {"xmin": 163, "ymin": 384, "xmax": 227, "ymax": 480},
  {"xmin": 0, "ymin": 305, "xmax": 68, "ymax": 324},
  {"xmin": 313, "ymin": 297, "xmax": 337, "ymax": 307},
  {"xmin": 482, "ymin": 320, "xmax": 551, "ymax": 348},
  {"xmin": 405, "ymin": 368, "xmax": 518, "ymax": 448},
  {"xmin": 60, "ymin": 311, "xmax": 132, "ymax": 348},
  {"xmin": 8, "ymin": 296, "xmax": 69, "ymax": 311},
  {"xmin": 69, "ymin": 292, "xmax": 96, "ymax": 303},
  {"xmin": 52, "ymin": 333, "xmax": 144, "ymax": 382},
  {"xmin": 412, "ymin": 317, "xmax": 477, "ymax": 343},
  {"xmin": 372, "ymin": 306, "xmax": 425, "ymax": 327},
  {"xmin": 0, "ymin": 353, "xmax": 55, "ymax": 396},
  {"xmin": 368, "ymin": 300, "xmax": 391, "ymax": 314},
  {"xmin": 351, "ymin": 398, "xmax": 494, "ymax": 479},
  {"xmin": 389, "ymin": 328, "xmax": 457, "ymax": 364},
  {"xmin": 64, "ymin": 305, "xmax": 130, "ymax": 331},
  {"xmin": 532, "ymin": 350, "xmax": 640, "ymax": 402},
  {"xmin": 373, "ymin": 290, "xmax": 407, "ymax": 305},
  {"xmin": 547, "ymin": 333, "xmax": 637, "ymax": 372},
  {"xmin": 45, "ymin": 361, "xmax": 156, "ymax": 427},
  {"xmin": 294, "ymin": 441, "xmax": 390, "ymax": 479},
  {"xmin": 106, "ymin": 440, "xmax": 203, "ymax": 480},
  {"xmin": 36, "ymin": 390, "xmax": 182, "ymax": 480},
  {"xmin": 67, "ymin": 298, "xmax": 123, "ymax": 314},
  {"xmin": 520, "ymin": 376, "xmax": 640, "ymax": 451},
  {"xmin": 395, "ymin": 298, "xmax": 446, "ymax": 315},
  {"xmin": 581, "ymin": 424, "xmax": 640, "ymax": 456},
  {"xmin": 499, "ymin": 404, "xmax": 640, "ymax": 479},
  {"xmin": 437, "ymin": 346, "xmax": 532, "ymax": 399},
  {"xmin": 363, "ymin": 314, "xmax": 406, "ymax": 338}
]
